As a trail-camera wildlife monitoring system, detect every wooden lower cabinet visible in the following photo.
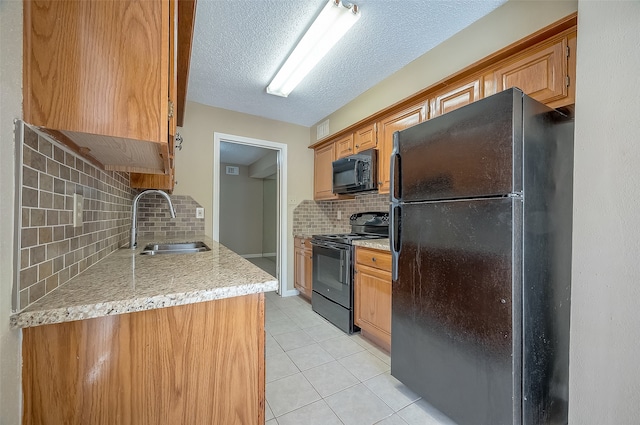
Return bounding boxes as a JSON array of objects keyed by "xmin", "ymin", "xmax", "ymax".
[
  {"xmin": 354, "ymin": 247, "xmax": 392, "ymax": 352},
  {"xmin": 22, "ymin": 294, "xmax": 265, "ymax": 425},
  {"xmin": 294, "ymin": 237, "xmax": 313, "ymax": 299}
]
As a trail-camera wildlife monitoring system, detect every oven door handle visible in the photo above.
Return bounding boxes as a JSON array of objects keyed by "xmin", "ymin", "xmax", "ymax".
[{"xmin": 339, "ymin": 250, "xmax": 350, "ymax": 285}]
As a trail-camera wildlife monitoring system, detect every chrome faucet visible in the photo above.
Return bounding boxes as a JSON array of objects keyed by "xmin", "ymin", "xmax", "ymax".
[{"xmin": 130, "ymin": 189, "xmax": 176, "ymax": 249}]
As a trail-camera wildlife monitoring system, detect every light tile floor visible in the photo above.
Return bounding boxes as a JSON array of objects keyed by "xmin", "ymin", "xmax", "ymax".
[
  {"xmin": 264, "ymin": 291, "xmax": 457, "ymax": 425},
  {"xmin": 248, "ymin": 256, "xmax": 277, "ymax": 277}
]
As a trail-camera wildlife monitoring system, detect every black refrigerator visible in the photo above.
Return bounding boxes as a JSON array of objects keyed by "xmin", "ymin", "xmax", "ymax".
[{"xmin": 389, "ymin": 88, "xmax": 573, "ymax": 425}]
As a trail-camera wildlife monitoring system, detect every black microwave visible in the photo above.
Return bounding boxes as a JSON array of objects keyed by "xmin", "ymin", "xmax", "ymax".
[{"xmin": 332, "ymin": 148, "xmax": 377, "ymax": 194}]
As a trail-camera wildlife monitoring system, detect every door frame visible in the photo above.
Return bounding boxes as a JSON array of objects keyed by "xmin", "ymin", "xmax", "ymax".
[{"xmin": 213, "ymin": 132, "xmax": 289, "ymax": 296}]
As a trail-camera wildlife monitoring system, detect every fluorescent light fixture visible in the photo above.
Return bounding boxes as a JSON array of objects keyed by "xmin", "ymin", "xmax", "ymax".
[{"xmin": 266, "ymin": 0, "xmax": 361, "ymax": 97}]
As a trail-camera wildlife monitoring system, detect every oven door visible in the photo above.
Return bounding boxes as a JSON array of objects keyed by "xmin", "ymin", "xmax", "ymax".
[{"xmin": 312, "ymin": 242, "xmax": 351, "ymax": 308}]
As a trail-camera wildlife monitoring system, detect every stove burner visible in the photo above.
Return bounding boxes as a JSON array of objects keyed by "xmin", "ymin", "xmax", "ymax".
[{"xmin": 312, "ymin": 233, "xmax": 386, "ymax": 244}]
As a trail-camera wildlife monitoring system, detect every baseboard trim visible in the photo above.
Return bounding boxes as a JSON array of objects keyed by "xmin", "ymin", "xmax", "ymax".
[
  {"xmin": 241, "ymin": 253, "xmax": 277, "ymax": 259},
  {"xmin": 279, "ymin": 289, "xmax": 299, "ymax": 298}
]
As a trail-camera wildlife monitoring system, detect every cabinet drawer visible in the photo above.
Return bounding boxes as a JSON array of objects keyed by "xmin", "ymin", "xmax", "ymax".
[{"xmin": 356, "ymin": 247, "xmax": 391, "ymax": 272}]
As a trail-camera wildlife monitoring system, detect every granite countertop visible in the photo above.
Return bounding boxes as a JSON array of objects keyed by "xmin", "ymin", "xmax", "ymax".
[
  {"xmin": 353, "ymin": 238, "xmax": 391, "ymax": 251},
  {"xmin": 11, "ymin": 236, "xmax": 278, "ymax": 328}
]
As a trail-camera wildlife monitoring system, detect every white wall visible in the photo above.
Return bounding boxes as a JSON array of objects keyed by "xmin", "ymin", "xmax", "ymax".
[
  {"xmin": 174, "ymin": 102, "xmax": 313, "ymax": 291},
  {"xmin": 569, "ymin": 1, "xmax": 640, "ymax": 423},
  {"xmin": 219, "ymin": 163, "xmax": 264, "ymax": 255},
  {"xmin": 0, "ymin": 0, "xmax": 23, "ymax": 423},
  {"xmin": 262, "ymin": 177, "xmax": 277, "ymax": 255}
]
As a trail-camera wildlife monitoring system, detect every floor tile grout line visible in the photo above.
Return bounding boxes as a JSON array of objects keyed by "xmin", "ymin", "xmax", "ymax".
[{"xmin": 267, "ymin": 294, "xmax": 428, "ymax": 425}]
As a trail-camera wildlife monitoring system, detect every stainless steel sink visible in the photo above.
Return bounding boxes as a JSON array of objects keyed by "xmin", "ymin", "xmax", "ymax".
[{"xmin": 140, "ymin": 241, "xmax": 211, "ymax": 255}]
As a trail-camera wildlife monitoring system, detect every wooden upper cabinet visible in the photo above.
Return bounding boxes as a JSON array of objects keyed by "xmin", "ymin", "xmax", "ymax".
[
  {"xmin": 376, "ymin": 102, "xmax": 427, "ymax": 194},
  {"xmin": 429, "ymin": 78, "xmax": 482, "ymax": 119},
  {"xmin": 335, "ymin": 134, "xmax": 354, "ymax": 159},
  {"xmin": 310, "ymin": 14, "xmax": 577, "ymax": 197},
  {"xmin": 23, "ymin": 0, "xmax": 195, "ymax": 181},
  {"xmin": 131, "ymin": 0, "xmax": 192, "ymax": 191},
  {"xmin": 486, "ymin": 34, "xmax": 571, "ymax": 107},
  {"xmin": 314, "ymin": 142, "xmax": 337, "ymax": 200},
  {"xmin": 335, "ymin": 124, "xmax": 377, "ymax": 159},
  {"xmin": 354, "ymin": 123, "xmax": 377, "ymax": 153}
]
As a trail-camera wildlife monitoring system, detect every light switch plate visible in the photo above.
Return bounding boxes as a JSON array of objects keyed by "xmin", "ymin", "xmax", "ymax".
[
  {"xmin": 196, "ymin": 207, "xmax": 205, "ymax": 219},
  {"xmin": 73, "ymin": 194, "xmax": 83, "ymax": 227}
]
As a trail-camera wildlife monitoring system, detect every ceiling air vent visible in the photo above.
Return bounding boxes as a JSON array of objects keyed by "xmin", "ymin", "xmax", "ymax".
[
  {"xmin": 225, "ymin": 166, "xmax": 239, "ymax": 175},
  {"xmin": 317, "ymin": 119, "xmax": 329, "ymax": 140}
]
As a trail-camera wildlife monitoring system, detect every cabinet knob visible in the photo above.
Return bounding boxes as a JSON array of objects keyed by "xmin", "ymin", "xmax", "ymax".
[
  {"xmin": 355, "ymin": 144, "xmax": 360, "ymax": 148},
  {"xmin": 372, "ymin": 257, "xmax": 376, "ymax": 262}
]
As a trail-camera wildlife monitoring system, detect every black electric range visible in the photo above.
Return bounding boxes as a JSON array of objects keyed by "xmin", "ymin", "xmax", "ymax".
[{"xmin": 310, "ymin": 212, "xmax": 389, "ymax": 333}]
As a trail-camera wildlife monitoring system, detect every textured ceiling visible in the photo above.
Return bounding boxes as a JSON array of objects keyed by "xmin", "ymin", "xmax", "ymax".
[{"xmin": 188, "ymin": 0, "xmax": 507, "ymax": 127}]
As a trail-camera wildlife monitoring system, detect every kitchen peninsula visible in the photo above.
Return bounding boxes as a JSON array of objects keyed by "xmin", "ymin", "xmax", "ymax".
[{"xmin": 12, "ymin": 236, "xmax": 277, "ymax": 425}]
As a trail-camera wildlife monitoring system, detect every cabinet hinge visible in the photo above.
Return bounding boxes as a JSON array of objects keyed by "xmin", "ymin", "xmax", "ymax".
[
  {"xmin": 168, "ymin": 100, "xmax": 175, "ymax": 119},
  {"xmin": 566, "ymin": 45, "xmax": 570, "ymax": 58},
  {"xmin": 566, "ymin": 75, "xmax": 570, "ymax": 88}
]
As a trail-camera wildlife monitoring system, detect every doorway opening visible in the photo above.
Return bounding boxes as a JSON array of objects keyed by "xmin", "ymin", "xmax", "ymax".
[{"xmin": 213, "ymin": 133, "xmax": 288, "ymax": 295}]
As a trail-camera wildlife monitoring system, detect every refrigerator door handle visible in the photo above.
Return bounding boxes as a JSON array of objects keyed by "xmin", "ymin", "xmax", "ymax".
[
  {"xmin": 390, "ymin": 203, "xmax": 401, "ymax": 281},
  {"xmin": 390, "ymin": 132, "xmax": 401, "ymax": 204}
]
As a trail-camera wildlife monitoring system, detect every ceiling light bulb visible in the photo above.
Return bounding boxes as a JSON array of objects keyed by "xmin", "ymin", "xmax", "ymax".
[{"xmin": 267, "ymin": 0, "xmax": 361, "ymax": 98}]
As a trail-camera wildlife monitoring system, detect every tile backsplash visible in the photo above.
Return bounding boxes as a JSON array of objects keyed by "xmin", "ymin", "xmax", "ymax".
[
  {"xmin": 14, "ymin": 123, "xmax": 206, "ymax": 312},
  {"xmin": 135, "ymin": 193, "xmax": 205, "ymax": 240},
  {"xmin": 15, "ymin": 123, "xmax": 134, "ymax": 311},
  {"xmin": 292, "ymin": 193, "xmax": 390, "ymax": 236}
]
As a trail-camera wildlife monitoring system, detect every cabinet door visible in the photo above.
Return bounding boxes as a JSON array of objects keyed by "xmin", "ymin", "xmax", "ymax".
[
  {"xmin": 314, "ymin": 142, "xmax": 337, "ymax": 200},
  {"xmin": 354, "ymin": 124, "xmax": 377, "ymax": 153},
  {"xmin": 376, "ymin": 103, "xmax": 426, "ymax": 194},
  {"xmin": 335, "ymin": 134, "xmax": 354, "ymax": 159},
  {"xmin": 294, "ymin": 238, "xmax": 312, "ymax": 298},
  {"xmin": 24, "ymin": 0, "xmax": 169, "ymax": 144},
  {"xmin": 294, "ymin": 245, "xmax": 305, "ymax": 295},
  {"xmin": 304, "ymin": 247, "xmax": 313, "ymax": 297},
  {"xmin": 490, "ymin": 37, "xmax": 569, "ymax": 106},
  {"xmin": 430, "ymin": 78, "xmax": 482, "ymax": 119},
  {"xmin": 354, "ymin": 263, "xmax": 392, "ymax": 351},
  {"xmin": 129, "ymin": 0, "xmax": 181, "ymax": 191}
]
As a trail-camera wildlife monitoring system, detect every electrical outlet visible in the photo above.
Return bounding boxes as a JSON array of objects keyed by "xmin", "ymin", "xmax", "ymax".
[
  {"xmin": 196, "ymin": 207, "xmax": 205, "ymax": 219},
  {"xmin": 337, "ymin": 211, "xmax": 342, "ymax": 220},
  {"xmin": 73, "ymin": 194, "xmax": 83, "ymax": 227}
]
